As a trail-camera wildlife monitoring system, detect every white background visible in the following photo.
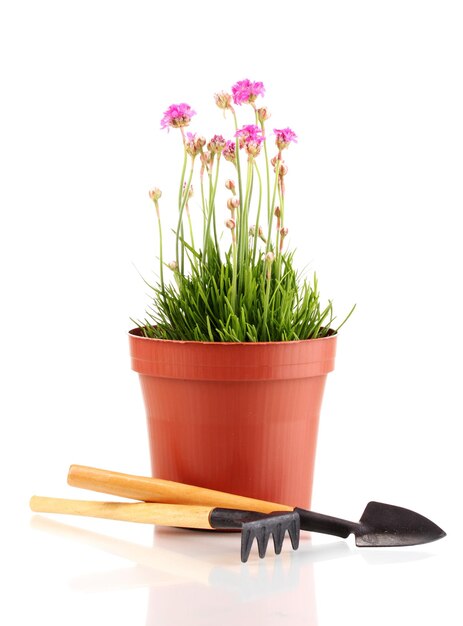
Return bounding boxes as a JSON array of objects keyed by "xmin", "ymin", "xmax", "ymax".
[{"xmin": 1, "ymin": 1, "xmax": 462, "ymax": 624}]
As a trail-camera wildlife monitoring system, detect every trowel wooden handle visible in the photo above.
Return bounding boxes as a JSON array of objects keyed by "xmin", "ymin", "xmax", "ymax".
[
  {"xmin": 30, "ymin": 496, "xmax": 214, "ymax": 529},
  {"xmin": 68, "ymin": 465, "xmax": 292, "ymax": 513}
]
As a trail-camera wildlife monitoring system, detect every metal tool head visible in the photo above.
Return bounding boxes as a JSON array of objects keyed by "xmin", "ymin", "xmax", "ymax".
[
  {"xmin": 209, "ymin": 508, "xmax": 300, "ymax": 562},
  {"xmin": 356, "ymin": 501, "xmax": 446, "ymax": 547},
  {"xmin": 240, "ymin": 511, "xmax": 301, "ymax": 562}
]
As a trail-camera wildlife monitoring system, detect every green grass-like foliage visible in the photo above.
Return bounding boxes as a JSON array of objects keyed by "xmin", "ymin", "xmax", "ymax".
[
  {"xmin": 137, "ymin": 82, "xmax": 353, "ymax": 342},
  {"xmin": 142, "ymin": 250, "xmax": 340, "ymax": 342}
]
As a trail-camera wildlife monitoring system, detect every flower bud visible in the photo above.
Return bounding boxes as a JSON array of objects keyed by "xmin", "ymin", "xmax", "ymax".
[
  {"xmin": 225, "ymin": 218, "xmax": 236, "ymax": 230},
  {"xmin": 223, "ymin": 141, "xmax": 236, "ymax": 163},
  {"xmin": 227, "ymin": 197, "xmax": 239, "ymax": 211},
  {"xmin": 274, "ymin": 206, "xmax": 280, "ymax": 218},
  {"xmin": 149, "ymin": 188, "xmax": 162, "ymax": 201},
  {"xmin": 185, "ymin": 132, "xmax": 202, "ymax": 157},
  {"xmin": 278, "ymin": 163, "xmax": 288, "ymax": 176},
  {"xmin": 257, "ymin": 107, "xmax": 271, "ymax": 122},
  {"xmin": 266, "ymin": 251, "xmax": 275, "ymax": 263},
  {"xmin": 279, "ymin": 226, "xmax": 289, "ymax": 252},
  {"xmin": 225, "ymin": 179, "xmax": 236, "ymax": 193},
  {"xmin": 250, "ymin": 225, "xmax": 266, "ymax": 241},
  {"xmin": 214, "ymin": 92, "xmax": 232, "ymax": 110},
  {"xmin": 208, "ymin": 134, "xmax": 226, "ymax": 154},
  {"xmin": 167, "ymin": 260, "xmax": 178, "ymax": 271},
  {"xmin": 245, "ymin": 141, "xmax": 262, "ymax": 158}
]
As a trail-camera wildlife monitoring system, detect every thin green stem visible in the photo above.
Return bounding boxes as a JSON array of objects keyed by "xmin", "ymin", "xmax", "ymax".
[
  {"xmin": 275, "ymin": 175, "xmax": 286, "ymax": 281},
  {"xmin": 279, "ymin": 176, "xmax": 286, "ymax": 228},
  {"xmin": 154, "ymin": 200, "xmax": 164, "ymax": 294},
  {"xmin": 200, "ymin": 170, "xmax": 207, "ymax": 251},
  {"xmin": 262, "ymin": 259, "xmax": 273, "ymax": 340},
  {"xmin": 260, "ymin": 121, "xmax": 271, "ymax": 225},
  {"xmin": 211, "ymin": 156, "xmax": 221, "ymax": 255},
  {"xmin": 232, "ymin": 110, "xmax": 245, "ymax": 296},
  {"xmin": 236, "ymin": 159, "xmax": 253, "ymax": 284},
  {"xmin": 266, "ymin": 159, "xmax": 281, "ymax": 252},
  {"xmin": 203, "ymin": 156, "xmax": 221, "ymax": 263},
  {"xmin": 252, "ymin": 161, "xmax": 263, "ymax": 265},
  {"xmin": 186, "ymin": 207, "xmax": 195, "ymax": 252},
  {"xmin": 253, "ymin": 104, "xmax": 259, "ymax": 125},
  {"xmin": 176, "ymin": 148, "xmax": 188, "ymax": 270},
  {"xmin": 176, "ymin": 161, "xmax": 195, "ymax": 274},
  {"xmin": 243, "ymin": 159, "xmax": 253, "ymax": 222},
  {"xmin": 231, "ymin": 234, "xmax": 238, "ymax": 312}
]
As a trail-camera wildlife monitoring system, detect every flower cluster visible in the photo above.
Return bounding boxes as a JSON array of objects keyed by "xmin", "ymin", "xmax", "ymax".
[
  {"xmin": 138, "ymin": 79, "xmax": 352, "ymax": 342},
  {"xmin": 157, "ymin": 79, "xmax": 298, "ymax": 271},
  {"xmin": 231, "ymin": 79, "xmax": 265, "ymax": 105},
  {"xmin": 235, "ymin": 124, "xmax": 265, "ymax": 157},
  {"xmin": 161, "ymin": 103, "xmax": 196, "ymax": 129},
  {"xmin": 274, "ymin": 127, "xmax": 298, "ymax": 151}
]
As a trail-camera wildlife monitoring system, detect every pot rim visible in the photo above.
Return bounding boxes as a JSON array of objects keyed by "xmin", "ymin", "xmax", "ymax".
[{"xmin": 128, "ymin": 326, "xmax": 337, "ymax": 346}]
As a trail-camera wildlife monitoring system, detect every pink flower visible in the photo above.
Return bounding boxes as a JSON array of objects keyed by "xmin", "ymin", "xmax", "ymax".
[
  {"xmin": 231, "ymin": 79, "xmax": 265, "ymax": 105},
  {"xmin": 161, "ymin": 103, "xmax": 196, "ymax": 129},
  {"xmin": 235, "ymin": 124, "xmax": 265, "ymax": 157},
  {"xmin": 234, "ymin": 124, "xmax": 264, "ymax": 143},
  {"xmin": 273, "ymin": 127, "xmax": 297, "ymax": 150}
]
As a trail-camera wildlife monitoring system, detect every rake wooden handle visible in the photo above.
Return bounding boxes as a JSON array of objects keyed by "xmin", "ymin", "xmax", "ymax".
[
  {"xmin": 30, "ymin": 496, "xmax": 214, "ymax": 529},
  {"xmin": 68, "ymin": 465, "xmax": 292, "ymax": 513}
]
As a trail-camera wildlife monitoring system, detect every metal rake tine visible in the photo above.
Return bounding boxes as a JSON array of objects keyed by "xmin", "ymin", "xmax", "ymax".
[
  {"xmin": 241, "ymin": 526, "xmax": 255, "ymax": 563},
  {"xmin": 272, "ymin": 521, "xmax": 286, "ymax": 554},
  {"xmin": 288, "ymin": 515, "xmax": 301, "ymax": 550},
  {"xmin": 256, "ymin": 525, "xmax": 271, "ymax": 558}
]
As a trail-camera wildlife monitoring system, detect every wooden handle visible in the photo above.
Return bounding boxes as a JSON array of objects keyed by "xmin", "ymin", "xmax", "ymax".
[
  {"xmin": 30, "ymin": 496, "xmax": 214, "ymax": 529},
  {"xmin": 68, "ymin": 465, "xmax": 292, "ymax": 513}
]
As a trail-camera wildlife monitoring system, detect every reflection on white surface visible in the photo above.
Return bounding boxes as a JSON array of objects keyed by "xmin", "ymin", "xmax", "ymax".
[
  {"xmin": 30, "ymin": 516, "xmax": 437, "ymax": 626},
  {"xmin": 147, "ymin": 527, "xmax": 319, "ymax": 625},
  {"xmin": 32, "ymin": 516, "xmax": 318, "ymax": 624}
]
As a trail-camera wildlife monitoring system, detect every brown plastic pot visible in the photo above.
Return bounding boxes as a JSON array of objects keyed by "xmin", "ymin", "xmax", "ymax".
[{"xmin": 129, "ymin": 328, "xmax": 337, "ymax": 509}]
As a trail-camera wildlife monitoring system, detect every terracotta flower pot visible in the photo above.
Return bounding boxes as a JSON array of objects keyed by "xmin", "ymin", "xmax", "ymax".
[{"xmin": 129, "ymin": 328, "xmax": 337, "ymax": 509}]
